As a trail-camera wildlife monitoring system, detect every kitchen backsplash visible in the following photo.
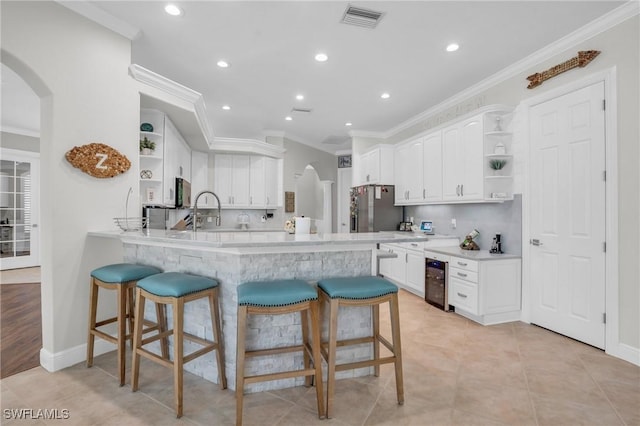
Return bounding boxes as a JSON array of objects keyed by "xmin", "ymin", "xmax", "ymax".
[{"xmin": 405, "ymin": 195, "xmax": 522, "ymax": 255}]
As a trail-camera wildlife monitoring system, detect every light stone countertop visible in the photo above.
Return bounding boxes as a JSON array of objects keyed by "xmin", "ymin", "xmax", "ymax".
[
  {"xmin": 88, "ymin": 229, "xmax": 432, "ymax": 249},
  {"xmin": 424, "ymin": 245, "xmax": 521, "ymax": 260}
]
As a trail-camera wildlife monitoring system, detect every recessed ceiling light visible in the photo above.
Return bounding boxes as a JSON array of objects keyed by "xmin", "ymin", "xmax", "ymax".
[
  {"xmin": 217, "ymin": 60, "xmax": 229, "ymax": 68},
  {"xmin": 164, "ymin": 4, "xmax": 183, "ymax": 16},
  {"xmin": 446, "ymin": 43, "xmax": 459, "ymax": 52},
  {"xmin": 345, "ymin": 122, "xmax": 352, "ymax": 126},
  {"xmin": 222, "ymin": 105, "xmax": 231, "ymax": 110},
  {"xmin": 380, "ymin": 92, "xmax": 390, "ymax": 99},
  {"xmin": 314, "ymin": 53, "xmax": 328, "ymax": 62},
  {"xmin": 296, "ymin": 94, "xmax": 304, "ymax": 101},
  {"xmin": 285, "ymin": 116, "xmax": 293, "ymax": 121}
]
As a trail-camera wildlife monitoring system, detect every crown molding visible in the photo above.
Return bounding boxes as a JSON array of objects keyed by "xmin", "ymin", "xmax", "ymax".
[
  {"xmin": 129, "ymin": 64, "xmax": 213, "ymax": 149},
  {"xmin": 386, "ymin": 0, "xmax": 639, "ymax": 139},
  {"xmin": 211, "ymin": 137, "xmax": 286, "ymax": 158},
  {"xmin": 281, "ymin": 132, "xmax": 340, "ymax": 155},
  {"xmin": 348, "ymin": 130, "xmax": 386, "ymax": 139},
  {"xmin": 334, "ymin": 149, "xmax": 353, "ymax": 156},
  {"xmin": 0, "ymin": 126, "xmax": 40, "ymax": 139},
  {"xmin": 56, "ymin": 1, "xmax": 141, "ymax": 40}
]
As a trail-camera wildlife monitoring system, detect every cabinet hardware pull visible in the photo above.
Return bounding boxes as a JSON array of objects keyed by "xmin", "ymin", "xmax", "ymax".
[
  {"xmin": 423, "ymin": 189, "xmax": 426, "ymax": 198},
  {"xmin": 456, "ymin": 185, "xmax": 460, "ymax": 196},
  {"xmin": 460, "ymin": 184, "xmax": 464, "ymax": 196},
  {"xmin": 411, "ymin": 243, "xmax": 418, "ymax": 247},
  {"xmin": 458, "ymin": 261, "xmax": 467, "ymax": 266},
  {"xmin": 457, "ymin": 292, "xmax": 468, "ymax": 298},
  {"xmin": 457, "ymin": 272, "xmax": 467, "ymax": 277}
]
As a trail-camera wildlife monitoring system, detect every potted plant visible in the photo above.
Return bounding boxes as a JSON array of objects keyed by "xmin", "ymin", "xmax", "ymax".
[
  {"xmin": 139, "ymin": 137, "xmax": 156, "ymax": 155},
  {"xmin": 489, "ymin": 158, "xmax": 508, "ymax": 175}
]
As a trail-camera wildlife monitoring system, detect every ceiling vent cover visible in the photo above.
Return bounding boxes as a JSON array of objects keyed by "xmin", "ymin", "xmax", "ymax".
[
  {"xmin": 341, "ymin": 5, "xmax": 385, "ymax": 29},
  {"xmin": 291, "ymin": 108, "xmax": 313, "ymax": 114}
]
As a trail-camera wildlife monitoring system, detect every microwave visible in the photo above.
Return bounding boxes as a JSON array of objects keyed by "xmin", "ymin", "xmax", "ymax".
[{"xmin": 175, "ymin": 177, "xmax": 191, "ymax": 208}]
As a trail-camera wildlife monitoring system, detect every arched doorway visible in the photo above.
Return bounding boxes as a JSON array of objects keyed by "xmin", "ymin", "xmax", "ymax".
[{"xmin": 294, "ymin": 164, "xmax": 333, "ymax": 233}]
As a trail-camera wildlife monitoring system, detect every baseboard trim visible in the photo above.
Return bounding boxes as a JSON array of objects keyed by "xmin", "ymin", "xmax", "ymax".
[
  {"xmin": 40, "ymin": 340, "xmax": 115, "ymax": 372},
  {"xmin": 607, "ymin": 342, "xmax": 640, "ymax": 367}
]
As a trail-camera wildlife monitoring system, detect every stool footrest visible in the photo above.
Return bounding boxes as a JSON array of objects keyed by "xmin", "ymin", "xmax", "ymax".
[
  {"xmin": 183, "ymin": 345, "xmax": 215, "ymax": 364},
  {"xmin": 244, "ymin": 367, "xmax": 318, "ymax": 385},
  {"xmin": 90, "ymin": 329, "xmax": 118, "ymax": 345},
  {"xmin": 245, "ymin": 344, "xmax": 306, "ymax": 358},
  {"xmin": 334, "ymin": 355, "xmax": 398, "ymax": 372},
  {"xmin": 136, "ymin": 347, "xmax": 173, "ymax": 369},
  {"xmin": 95, "ymin": 316, "xmax": 120, "ymax": 328},
  {"xmin": 141, "ymin": 329, "xmax": 173, "ymax": 346}
]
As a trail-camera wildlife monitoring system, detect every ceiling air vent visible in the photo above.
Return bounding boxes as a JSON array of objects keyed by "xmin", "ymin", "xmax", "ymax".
[
  {"xmin": 341, "ymin": 5, "xmax": 385, "ymax": 29},
  {"xmin": 291, "ymin": 108, "xmax": 313, "ymax": 114}
]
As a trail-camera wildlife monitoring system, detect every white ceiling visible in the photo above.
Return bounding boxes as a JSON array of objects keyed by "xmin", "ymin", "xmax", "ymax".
[{"xmin": 3, "ymin": 1, "xmax": 627, "ymax": 152}]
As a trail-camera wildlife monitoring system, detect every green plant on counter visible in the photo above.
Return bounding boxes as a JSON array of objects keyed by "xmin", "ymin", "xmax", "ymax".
[
  {"xmin": 489, "ymin": 158, "xmax": 507, "ymax": 170},
  {"xmin": 139, "ymin": 136, "xmax": 156, "ymax": 152}
]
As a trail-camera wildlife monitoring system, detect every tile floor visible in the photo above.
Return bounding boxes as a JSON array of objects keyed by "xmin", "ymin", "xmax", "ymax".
[{"xmin": 1, "ymin": 290, "xmax": 639, "ymax": 425}]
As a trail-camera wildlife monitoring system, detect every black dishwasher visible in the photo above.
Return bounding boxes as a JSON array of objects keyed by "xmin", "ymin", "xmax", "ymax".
[{"xmin": 425, "ymin": 258, "xmax": 451, "ymax": 311}]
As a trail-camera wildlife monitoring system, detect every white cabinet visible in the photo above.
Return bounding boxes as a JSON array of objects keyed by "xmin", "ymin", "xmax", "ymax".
[
  {"xmin": 483, "ymin": 110, "xmax": 514, "ymax": 201},
  {"xmin": 442, "ymin": 115, "xmax": 484, "ymax": 201},
  {"xmin": 354, "ymin": 145, "xmax": 394, "ymax": 186},
  {"xmin": 448, "ymin": 256, "xmax": 521, "ymax": 325},
  {"xmin": 191, "ymin": 151, "xmax": 213, "ymax": 207},
  {"xmin": 394, "ymin": 131, "xmax": 443, "ymax": 205},
  {"xmin": 139, "ymin": 109, "xmax": 193, "ymax": 207},
  {"xmin": 214, "ymin": 154, "xmax": 282, "ymax": 209},
  {"xmin": 378, "ymin": 244, "xmax": 407, "ymax": 285}
]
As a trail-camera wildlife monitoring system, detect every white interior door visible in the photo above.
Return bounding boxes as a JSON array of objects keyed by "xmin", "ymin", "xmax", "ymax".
[
  {"xmin": 337, "ymin": 167, "xmax": 352, "ymax": 233},
  {"xmin": 529, "ymin": 81, "xmax": 606, "ymax": 349},
  {"xmin": 0, "ymin": 148, "xmax": 40, "ymax": 270}
]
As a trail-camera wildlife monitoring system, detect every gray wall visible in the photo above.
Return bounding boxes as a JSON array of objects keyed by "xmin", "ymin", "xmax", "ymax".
[{"xmin": 406, "ymin": 195, "xmax": 522, "ymax": 255}]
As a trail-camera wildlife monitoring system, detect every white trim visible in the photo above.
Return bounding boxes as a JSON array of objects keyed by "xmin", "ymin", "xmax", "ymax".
[
  {"xmin": 0, "ymin": 126, "xmax": 40, "ymax": 138},
  {"xmin": 56, "ymin": 1, "xmax": 141, "ymax": 40},
  {"xmin": 616, "ymin": 343, "xmax": 640, "ymax": 367},
  {"xmin": 211, "ymin": 137, "xmax": 286, "ymax": 158},
  {"xmin": 334, "ymin": 149, "xmax": 352, "ymax": 156},
  {"xmin": 40, "ymin": 340, "xmax": 115, "ymax": 372},
  {"xmin": 386, "ymin": 1, "xmax": 639, "ymax": 139},
  {"xmin": 520, "ymin": 67, "xmax": 627, "ymax": 362},
  {"xmin": 1, "ymin": 148, "xmax": 40, "ymax": 159},
  {"xmin": 128, "ymin": 64, "xmax": 213, "ymax": 146},
  {"xmin": 320, "ymin": 180, "xmax": 334, "ymax": 234}
]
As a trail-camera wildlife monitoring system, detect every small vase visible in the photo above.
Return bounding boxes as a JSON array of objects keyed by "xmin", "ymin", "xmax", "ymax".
[
  {"xmin": 141, "ymin": 148, "xmax": 152, "ymax": 155},
  {"xmin": 493, "ymin": 168, "xmax": 503, "ymax": 176}
]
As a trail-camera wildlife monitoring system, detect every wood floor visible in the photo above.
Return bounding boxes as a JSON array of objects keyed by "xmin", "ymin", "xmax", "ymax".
[{"xmin": 1, "ymin": 276, "xmax": 42, "ymax": 379}]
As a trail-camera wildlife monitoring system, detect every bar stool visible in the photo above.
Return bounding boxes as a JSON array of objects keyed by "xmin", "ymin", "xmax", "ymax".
[
  {"xmin": 87, "ymin": 263, "xmax": 167, "ymax": 386},
  {"xmin": 317, "ymin": 276, "xmax": 404, "ymax": 418},
  {"xmin": 131, "ymin": 272, "xmax": 227, "ymax": 418},
  {"xmin": 236, "ymin": 279, "xmax": 325, "ymax": 425}
]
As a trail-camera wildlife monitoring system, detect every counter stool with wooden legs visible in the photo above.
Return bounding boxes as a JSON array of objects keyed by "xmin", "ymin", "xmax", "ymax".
[
  {"xmin": 131, "ymin": 272, "xmax": 227, "ymax": 418},
  {"xmin": 87, "ymin": 263, "xmax": 167, "ymax": 386},
  {"xmin": 317, "ymin": 276, "xmax": 404, "ymax": 418},
  {"xmin": 236, "ymin": 279, "xmax": 325, "ymax": 425}
]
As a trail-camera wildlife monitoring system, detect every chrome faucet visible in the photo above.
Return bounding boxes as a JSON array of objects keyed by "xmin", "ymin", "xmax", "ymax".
[{"xmin": 192, "ymin": 190, "xmax": 222, "ymax": 232}]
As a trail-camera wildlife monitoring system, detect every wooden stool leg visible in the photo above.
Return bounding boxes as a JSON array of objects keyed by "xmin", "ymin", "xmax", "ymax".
[
  {"xmin": 208, "ymin": 289, "xmax": 227, "ymax": 389},
  {"xmin": 326, "ymin": 297, "xmax": 340, "ymax": 419},
  {"xmin": 86, "ymin": 278, "xmax": 99, "ymax": 368},
  {"xmin": 309, "ymin": 300, "xmax": 326, "ymax": 419},
  {"xmin": 236, "ymin": 305, "xmax": 248, "ymax": 426},
  {"xmin": 389, "ymin": 294, "xmax": 404, "ymax": 405},
  {"xmin": 131, "ymin": 288, "xmax": 145, "ymax": 392},
  {"xmin": 155, "ymin": 303, "xmax": 169, "ymax": 359},
  {"xmin": 127, "ymin": 285, "xmax": 135, "ymax": 349},
  {"xmin": 173, "ymin": 297, "xmax": 184, "ymax": 418},
  {"xmin": 117, "ymin": 284, "xmax": 128, "ymax": 386},
  {"xmin": 373, "ymin": 304, "xmax": 380, "ymax": 377},
  {"xmin": 301, "ymin": 308, "xmax": 312, "ymax": 387}
]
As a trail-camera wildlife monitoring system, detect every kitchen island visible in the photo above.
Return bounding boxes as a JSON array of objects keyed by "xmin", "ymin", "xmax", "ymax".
[{"xmin": 89, "ymin": 229, "xmax": 430, "ymax": 392}]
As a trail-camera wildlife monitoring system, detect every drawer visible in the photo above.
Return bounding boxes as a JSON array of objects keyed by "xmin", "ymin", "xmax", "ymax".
[
  {"xmin": 424, "ymin": 250, "xmax": 450, "ymax": 262},
  {"xmin": 450, "ymin": 256, "xmax": 478, "ymax": 272},
  {"xmin": 397, "ymin": 241, "xmax": 424, "ymax": 252},
  {"xmin": 449, "ymin": 277, "xmax": 478, "ymax": 314},
  {"xmin": 449, "ymin": 266, "xmax": 478, "ymax": 283}
]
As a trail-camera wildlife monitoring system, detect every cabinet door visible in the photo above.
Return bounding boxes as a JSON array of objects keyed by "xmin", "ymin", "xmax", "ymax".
[
  {"xmin": 191, "ymin": 151, "xmax": 210, "ymax": 206},
  {"xmin": 249, "ymin": 156, "xmax": 266, "ymax": 207},
  {"xmin": 423, "ymin": 131, "xmax": 443, "ymax": 202},
  {"xmin": 480, "ymin": 261, "xmax": 521, "ymax": 315},
  {"xmin": 405, "ymin": 251, "xmax": 426, "ymax": 295},
  {"xmin": 366, "ymin": 149, "xmax": 380, "ymax": 183},
  {"xmin": 213, "ymin": 154, "xmax": 234, "ymax": 207},
  {"xmin": 264, "ymin": 157, "xmax": 280, "ymax": 208},
  {"xmin": 405, "ymin": 139, "xmax": 424, "ymax": 203},
  {"xmin": 162, "ymin": 122, "xmax": 179, "ymax": 206},
  {"xmin": 378, "ymin": 244, "xmax": 394, "ymax": 277},
  {"xmin": 231, "ymin": 155, "xmax": 251, "ymax": 207},
  {"xmin": 394, "ymin": 144, "xmax": 410, "ymax": 204},
  {"xmin": 459, "ymin": 117, "xmax": 483, "ymax": 200},
  {"xmin": 449, "ymin": 276, "xmax": 479, "ymax": 314},
  {"xmin": 389, "ymin": 248, "xmax": 407, "ymax": 284},
  {"xmin": 442, "ymin": 125, "xmax": 461, "ymax": 200}
]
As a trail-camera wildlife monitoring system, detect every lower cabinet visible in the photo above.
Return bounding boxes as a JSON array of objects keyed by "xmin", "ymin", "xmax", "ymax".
[{"xmin": 448, "ymin": 256, "xmax": 521, "ymax": 325}]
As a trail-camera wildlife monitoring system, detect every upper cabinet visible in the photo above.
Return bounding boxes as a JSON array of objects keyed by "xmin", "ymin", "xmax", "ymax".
[
  {"xmin": 139, "ymin": 109, "xmax": 194, "ymax": 207},
  {"xmin": 394, "ymin": 105, "xmax": 514, "ymax": 206},
  {"xmin": 214, "ymin": 154, "xmax": 282, "ymax": 209},
  {"xmin": 353, "ymin": 145, "xmax": 394, "ymax": 186}
]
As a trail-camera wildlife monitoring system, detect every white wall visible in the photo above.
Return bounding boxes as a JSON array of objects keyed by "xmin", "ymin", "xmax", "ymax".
[
  {"xmin": 387, "ymin": 16, "xmax": 640, "ymax": 351},
  {"xmin": 2, "ymin": 1, "xmax": 136, "ymax": 363},
  {"xmin": 0, "ymin": 132, "xmax": 40, "ymax": 153}
]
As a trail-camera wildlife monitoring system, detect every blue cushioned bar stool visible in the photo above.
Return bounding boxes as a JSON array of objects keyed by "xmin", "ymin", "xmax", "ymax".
[
  {"xmin": 131, "ymin": 272, "xmax": 227, "ymax": 418},
  {"xmin": 87, "ymin": 263, "xmax": 167, "ymax": 386},
  {"xmin": 236, "ymin": 279, "xmax": 325, "ymax": 425},
  {"xmin": 317, "ymin": 276, "xmax": 404, "ymax": 418}
]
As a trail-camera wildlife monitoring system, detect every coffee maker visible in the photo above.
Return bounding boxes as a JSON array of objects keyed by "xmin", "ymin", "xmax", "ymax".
[{"xmin": 490, "ymin": 233, "xmax": 503, "ymax": 254}]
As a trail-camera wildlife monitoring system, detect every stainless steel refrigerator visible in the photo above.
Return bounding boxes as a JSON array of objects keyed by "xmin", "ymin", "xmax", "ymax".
[{"xmin": 350, "ymin": 185, "xmax": 401, "ymax": 232}]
